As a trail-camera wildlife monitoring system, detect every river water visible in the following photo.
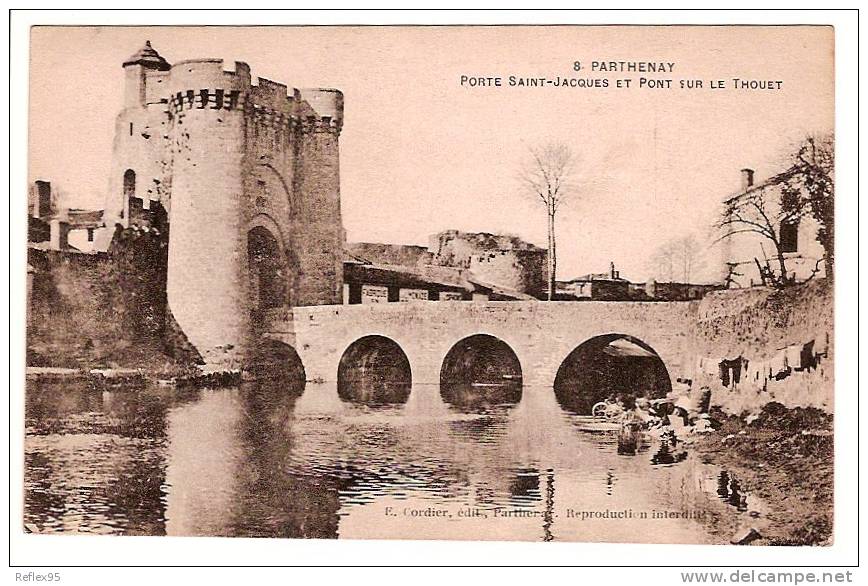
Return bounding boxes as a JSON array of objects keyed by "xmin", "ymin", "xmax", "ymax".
[{"xmin": 24, "ymin": 379, "xmax": 761, "ymax": 542}]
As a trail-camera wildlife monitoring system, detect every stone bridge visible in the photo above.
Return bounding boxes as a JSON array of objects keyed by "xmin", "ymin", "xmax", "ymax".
[{"xmin": 264, "ymin": 301, "xmax": 699, "ymax": 389}]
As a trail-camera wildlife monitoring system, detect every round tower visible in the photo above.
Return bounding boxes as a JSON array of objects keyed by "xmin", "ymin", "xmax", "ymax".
[
  {"xmin": 294, "ymin": 88, "xmax": 345, "ymax": 305},
  {"xmin": 165, "ymin": 59, "xmax": 252, "ymax": 368}
]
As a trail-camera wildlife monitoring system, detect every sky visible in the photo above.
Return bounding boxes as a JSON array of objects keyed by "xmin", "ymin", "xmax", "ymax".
[{"xmin": 29, "ymin": 26, "xmax": 833, "ymax": 282}]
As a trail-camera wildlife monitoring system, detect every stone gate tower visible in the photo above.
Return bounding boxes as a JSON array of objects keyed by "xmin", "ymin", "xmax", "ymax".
[{"xmin": 106, "ymin": 42, "xmax": 345, "ymax": 367}]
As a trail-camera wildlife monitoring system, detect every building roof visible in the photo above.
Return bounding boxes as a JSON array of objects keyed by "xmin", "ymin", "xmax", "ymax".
[
  {"xmin": 723, "ymin": 166, "xmax": 800, "ymax": 204},
  {"xmin": 343, "ymin": 261, "xmax": 535, "ymax": 301},
  {"xmin": 564, "ymin": 273, "xmax": 628, "ymax": 283},
  {"xmin": 344, "ymin": 262, "xmax": 469, "ymax": 292},
  {"xmin": 464, "ymin": 275, "xmax": 538, "ymax": 301},
  {"xmin": 66, "ymin": 209, "xmax": 104, "ymax": 229},
  {"xmin": 346, "ymin": 242, "xmax": 432, "ymax": 268},
  {"xmin": 123, "ymin": 41, "xmax": 171, "ymax": 71}
]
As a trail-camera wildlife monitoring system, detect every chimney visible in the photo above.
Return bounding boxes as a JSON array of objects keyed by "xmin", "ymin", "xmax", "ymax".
[
  {"xmin": 740, "ymin": 168, "xmax": 755, "ymax": 191},
  {"xmin": 49, "ymin": 219, "xmax": 69, "ymax": 251},
  {"xmin": 34, "ymin": 180, "xmax": 51, "ymax": 219},
  {"xmin": 609, "ymin": 261, "xmax": 617, "ymax": 280}
]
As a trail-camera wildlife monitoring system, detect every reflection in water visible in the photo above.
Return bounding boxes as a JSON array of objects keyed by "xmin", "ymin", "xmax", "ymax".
[
  {"xmin": 716, "ymin": 471, "xmax": 749, "ymax": 512},
  {"xmin": 231, "ymin": 385, "xmax": 341, "ymax": 537},
  {"xmin": 542, "ymin": 470, "xmax": 555, "ymax": 542},
  {"xmin": 24, "ymin": 377, "xmax": 758, "ymax": 543},
  {"xmin": 338, "ymin": 380, "xmax": 412, "ymax": 406},
  {"xmin": 440, "ymin": 382, "xmax": 522, "ymax": 414},
  {"xmin": 651, "ymin": 431, "xmax": 688, "ymax": 466},
  {"xmin": 25, "ymin": 380, "xmax": 174, "ymax": 535},
  {"xmin": 249, "ymin": 340, "xmax": 306, "ymax": 397},
  {"xmin": 509, "ymin": 469, "xmax": 541, "ymax": 503}
]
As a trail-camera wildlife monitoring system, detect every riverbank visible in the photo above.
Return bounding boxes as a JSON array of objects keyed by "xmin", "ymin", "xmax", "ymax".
[
  {"xmin": 25, "ymin": 365, "xmax": 242, "ymax": 390},
  {"xmin": 691, "ymin": 402, "xmax": 833, "ymax": 546}
]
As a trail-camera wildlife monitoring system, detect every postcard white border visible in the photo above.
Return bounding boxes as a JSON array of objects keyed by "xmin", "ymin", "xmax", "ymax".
[{"xmin": 5, "ymin": 8, "xmax": 861, "ymax": 575}]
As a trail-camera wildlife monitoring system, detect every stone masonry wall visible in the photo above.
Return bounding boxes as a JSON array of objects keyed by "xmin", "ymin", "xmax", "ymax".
[
  {"xmin": 111, "ymin": 53, "xmax": 345, "ymax": 367},
  {"xmin": 165, "ymin": 80, "xmax": 250, "ymax": 369},
  {"xmin": 292, "ymin": 128, "xmax": 344, "ymax": 306},
  {"xmin": 691, "ymin": 280, "xmax": 833, "ymax": 413},
  {"xmin": 469, "ymin": 249, "xmax": 547, "ymax": 297},
  {"xmin": 27, "ymin": 227, "xmax": 183, "ymax": 370}
]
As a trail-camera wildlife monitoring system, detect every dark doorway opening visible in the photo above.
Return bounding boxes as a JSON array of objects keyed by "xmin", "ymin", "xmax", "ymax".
[{"xmin": 248, "ymin": 226, "xmax": 287, "ymax": 311}]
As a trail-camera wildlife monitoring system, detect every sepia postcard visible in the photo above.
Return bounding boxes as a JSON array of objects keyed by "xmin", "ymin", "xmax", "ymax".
[{"xmin": 20, "ymin": 22, "xmax": 841, "ymax": 553}]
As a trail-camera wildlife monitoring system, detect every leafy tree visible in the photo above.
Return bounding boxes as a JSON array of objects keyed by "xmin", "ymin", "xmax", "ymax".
[{"xmin": 780, "ymin": 134, "xmax": 834, "ymax": 278}]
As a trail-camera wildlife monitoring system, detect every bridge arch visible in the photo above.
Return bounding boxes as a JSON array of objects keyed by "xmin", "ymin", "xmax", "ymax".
[
  {"xmin": 439, "ymin": 333, "xmax": 523, "ymax": 412},
  {"xmin": 337, "ymin": 335, "xmax": 412, "ymax": 406},
  {"xmin": 553, "ymin": 333, "xmax": 672, "ymax": 415},
  {"xmin": 249, "ymin": 338, "xmax": 306, "ymax": 396}
]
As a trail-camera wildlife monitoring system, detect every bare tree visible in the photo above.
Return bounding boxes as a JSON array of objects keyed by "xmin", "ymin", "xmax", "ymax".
[
  {"xmin": 717, "ymin": 133, "xmax": 834, "ymax": 289},
  {"xmin": 716, "ymin": 184, "xmax": 796, "ymax": 289},
  {"xmin": 675, "ymin": 234, "xmax": 702, "ymax": 283},
  {"xmin": 650, "ymin": 234, "xmax": 702, "ymax": 283},
  {"xmin": 649, "ymin": 240, "xmax": 677, "ymax": 282},
  {"xmin": 519, "ymin": 142, "xmax": 574, "ymax": 300}
]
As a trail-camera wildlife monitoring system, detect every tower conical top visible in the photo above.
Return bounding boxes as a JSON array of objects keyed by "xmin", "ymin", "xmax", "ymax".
[{"xmin": 123, "ymin": 40, "xmax": 170, "ymax": 71}]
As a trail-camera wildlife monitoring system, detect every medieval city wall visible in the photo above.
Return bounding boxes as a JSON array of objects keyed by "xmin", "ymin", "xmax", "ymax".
[
  {"xmin": 469, "ymin": 248, "xmax": 547, "ymax": 297},
  {"xmin": 27, "ymin": 229, "xmax": 177, "ymax": 369},
  {"xmin": 292, "ymin": 121, "xmax": 344, "ymax": 306}
]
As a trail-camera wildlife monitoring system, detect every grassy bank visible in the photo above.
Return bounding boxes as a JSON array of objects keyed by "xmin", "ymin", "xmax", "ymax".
[{"xmin": 692, "ymin": 402, "xmax": 833, "ymax": 546}]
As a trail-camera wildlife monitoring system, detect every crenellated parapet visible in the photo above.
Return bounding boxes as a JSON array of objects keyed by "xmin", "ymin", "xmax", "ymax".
[
  {"xmin": 168, "ymin": 89, "xmax": 243, "ymax": 114},
  {"xmin": 249, "ymin": 104, "xmax": 297, "ymax": 131},
  {"xmin": 299, "ymin": 115, "xmax": 343, "ymax": 135},
  {"xmin": 157, "ymin": 59, "xmax": 342, "ymax": 135}
]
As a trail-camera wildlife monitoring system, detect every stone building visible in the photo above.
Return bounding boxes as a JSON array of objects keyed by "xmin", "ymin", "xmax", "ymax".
[
  {"xmin": 27, "ymin": 180, "xmax": 52, "ymax": 243},
  {"xmin": 63, "ymin": 210, "xmax": 106, "ymax": 253},
  {"xmin": 346, "ymin": 230, "xmax": 548, "ymax": 301},
  {"xmin": 429, "ymin": 230, "xmax": 548, "ymax": 298},
  {"xmin": 102, "ymin": 41, "xmax": 345, "ymax": 366},
  {"xmin": 27, "ymin": 180, "xmax": 105, "ymax": 252},
  {"xmin": 557, "ymin": 262, "xmax": 631, "ymax": 301},
  {"xmin": 342, "ymin": 257, "xmax": 535, "ymax": 304},
  {"xmin": 639, "ymin": 280, "xmax": 722, "ymax": 301},
  {"xmin": 720, "ymin": 168, "xmax": 827, "ymax": 288},
  {"xmin": 557, "ymin": 263, "xmax": 722, "ymax": 302}
]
